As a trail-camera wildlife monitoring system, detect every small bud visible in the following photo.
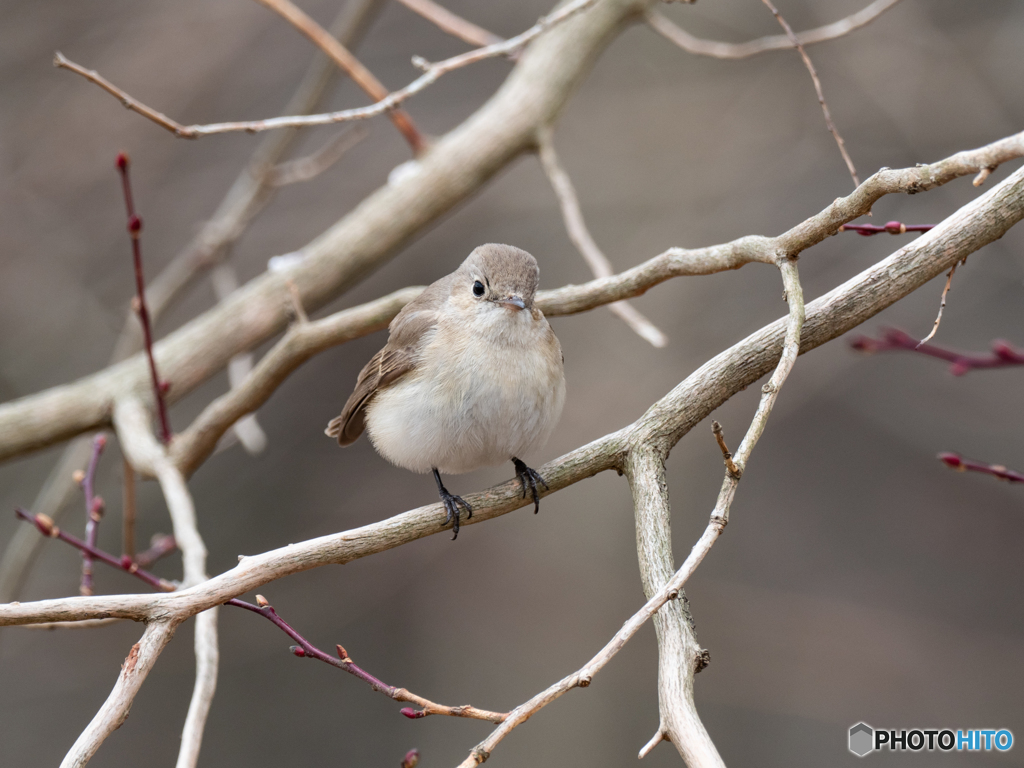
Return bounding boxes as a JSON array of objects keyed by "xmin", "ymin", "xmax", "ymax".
[
  {"xmin": 992, "ymin": 340, "xmax": 1016, "ymax": 361},
  {"xmin": 884, "ymin": 220, "xmax": 905, "ymax": 234},
  {"xmin": 400, "ymin": 708, "xmax": 421, "ymax": 719},
  {"xmin": 255, "ymin": 594, "xmax": 269, "ymax": 607},
  {"xmin": 115, "ymin": 152, "xmax": 130, "ymax": 171},
  {"xmin": 336, "ymin": 644, "xmax": 350, "ymax": 661},
  {"xmin": 402, "ymin": 748, "xmax": 421, "ymax": 768},
  {"xmin": 290, "ymin": 645, "xmax": 306, "ymax": 657},
  {"xmin": 34, "ymin": 513, "xmax": 57, "ymax": 537},
  {"xmin": 159, "ymin": 380, "xmax": 171, "ymax": 394},
  {"xmin": 72, "ymin": 469, "xmax": 86, "ymax": 485},
  {"xmin": 938, "ymin": 452, "xmax": 964, "ymax": 470},
  {"xmin": 121, "ymin": 555, "xmax": 134, "ymax": 568},
  {"xmin": 128, "ymin": 214, "xmax": 143, "ymax": 235},
  {"xmin": 91, "ymin": 496, "xmax": 105, "ymax": 517},
  {"xmin": 94, "ymin": 434, "xmax": 107, "ymax": 450},
  {"xmin": 130, "ymin": 296, "xmax": 142, "ymax": 313}
]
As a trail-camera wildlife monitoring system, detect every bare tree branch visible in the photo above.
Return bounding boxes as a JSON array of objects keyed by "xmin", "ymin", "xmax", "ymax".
[
  {"xmin": 759, "ymin": 0, "xmax": 859, "ymax": 186},
  {"xmin": 646, "ymin": 0, "xmax": 902, "ymax": 59},
  {"xmin": 251, "ymin": 0, "xmax": 425, "ymax": 152},
  {"xmin": 394, "ymin": 0, "xmax": 503, "ymax": 47},
  {"xmin": 54, "ymin": 0, "xmax": 597, "ymax": 138},
  {"xmin": 0, "ymin": 131, "xmax": 1020, "ymax": 464},
  {"xmin": 59, "ymin": 620, "xmax": 178, "ymax": 768},
  {"xmin": 5, "ymin": 159, "xmax": 1023, "ymax": 629},
  {"xmin": 0, "ymin": 0, "xmax": 387, "ymax": 607},
  {"xmin": 537, "ymin": 126, "xmax": 668, "ymax": 347}
]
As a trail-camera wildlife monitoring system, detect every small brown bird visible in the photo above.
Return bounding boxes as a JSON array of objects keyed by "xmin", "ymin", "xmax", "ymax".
[{"xmin": 326, "ymin": 244, "xmax": 566, "ymax": 538}]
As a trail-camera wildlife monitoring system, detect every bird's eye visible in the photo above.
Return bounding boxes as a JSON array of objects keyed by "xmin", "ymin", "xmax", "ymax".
[{"xmin": 472, "ymin": 280, "xmax": 485, "ymax": 297}]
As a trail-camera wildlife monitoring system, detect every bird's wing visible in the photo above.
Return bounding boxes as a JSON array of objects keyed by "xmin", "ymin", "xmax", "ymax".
[{"xmin": 326, "ymin": 274, "xmax": 454, "ymax": 446}]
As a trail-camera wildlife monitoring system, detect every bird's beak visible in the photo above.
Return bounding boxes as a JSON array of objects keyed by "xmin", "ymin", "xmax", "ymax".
[{"xmin": 495, "ymin": 296, "xmax": 526, "ymax": 310}]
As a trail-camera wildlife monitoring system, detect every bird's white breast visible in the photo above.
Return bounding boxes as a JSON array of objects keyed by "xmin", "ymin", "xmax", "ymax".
[{"xmin": 364, "ymin": 306, "xmax": 565, "ymax": 474}]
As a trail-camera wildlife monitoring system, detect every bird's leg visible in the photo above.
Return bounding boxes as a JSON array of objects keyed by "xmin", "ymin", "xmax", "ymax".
[
  {"xmin": 432, "ymin": 468, "xmax": 472, "ymax": 540},
  {"xmin": 512, "ymin": 458, "xmax": 548, "ymax": 514}
]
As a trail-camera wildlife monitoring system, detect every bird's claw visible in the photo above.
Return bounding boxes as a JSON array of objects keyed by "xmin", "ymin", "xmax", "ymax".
[
  {"xmin": 513, "ymin": 458, "xmax": 548, "ymax": 514},
  {"xmin": 439, "ymin": 488, "xmax": 472, "ymax": 540}
]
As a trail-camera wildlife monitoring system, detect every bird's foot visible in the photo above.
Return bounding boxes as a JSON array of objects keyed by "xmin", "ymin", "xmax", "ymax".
[
  {"xmin": 432, "ymin": 469, "xmax": 472, "ymax": 540},
  {"xmin": 512, "ymin": 458, "xmax": 548, "ymax": 514}
]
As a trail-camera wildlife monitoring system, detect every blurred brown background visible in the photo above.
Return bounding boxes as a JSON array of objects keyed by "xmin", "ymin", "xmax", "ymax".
[{"xmin": 1, "ymin": 0, "xmax": 1023, "ymax": 765}]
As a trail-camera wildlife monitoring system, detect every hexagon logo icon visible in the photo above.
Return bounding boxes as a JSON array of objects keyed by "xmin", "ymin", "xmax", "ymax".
[{"xmin": 849, "ymin": 723, "xmax": 874, "ymax": 757}]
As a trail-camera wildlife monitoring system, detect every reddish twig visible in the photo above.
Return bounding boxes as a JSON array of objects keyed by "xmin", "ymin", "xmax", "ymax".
[
  {"xmin": 75, "ymin": 434, "xmax": 107, "ymax": 596},
  {"xmin": 14, "ymin": 508, "xmax": 176, "ymax": 593},
  {"xmin": 13, "ymin": 514, "xmax": 505, "ymax": 722},
  {"xmin": 122, "ymin": 457, "xmax": 136, "ymax": 559},
  {"xmin": 838, "ymin": 220, "xmax": 934, "ymax": 236},
  {"xmin": 851, "ymin": 328, "xmax": 1024, "ymax": 375},
  {"xmin": 760, "ymin": 0, "xmax": 860, "ymax": 187},
  {"xmin": 116, "ymin": 153, "xmax": 172, "ymax": 444},
  {"xmin": 228, "ymin": 595, "xmax": 507, "ymax": 722},
  {"xmin": 938, "ymin": 453, "xmax": 1024, "ymax": 484},
  {"xmin": 134, "ymin": 534, "xmax": 177, "ymax": 569}
]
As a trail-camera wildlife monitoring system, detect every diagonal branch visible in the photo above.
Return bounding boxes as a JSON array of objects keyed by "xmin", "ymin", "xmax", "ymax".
[
  {"xmin": 0, "ymin": 0, "xmax": 388, "ymax": 607},
  {"xmin": 393, "ymin": 0, "xmax": 503, "ymax": 47},
  {"xmin": 759, "ymin": 0, "xmax": 859, "ymax": 186},
  {"xmin": 59, "ymin": 620, "xmax": 178, "ymax": 768},
  {"xmin": 5, "ymin": 159, "xmax": 1023, "ymax": 629},
  {"xmin": 54, "ymin": 0, "xmax": 597, "ymax": 138},
  {"xmin": 646, "ymin": 0, "xmax": 902, "ymax": 60},
  {"xmin": 537, "ymin": 127, "xmax": 668, "ymax": 347},
  {"xmin": 251, "ymin": 0, "xmax": 425, "ymax": 152},
  {"xmin": 2, "ymin": 131, "xmax": 1020, "ymax": 468}
]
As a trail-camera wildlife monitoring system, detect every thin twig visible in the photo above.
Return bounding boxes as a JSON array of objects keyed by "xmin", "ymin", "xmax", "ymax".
[
  {"xmin": 711, "ymin": 421, "xmax": 740, "ymax": 478},
  {"xmin": 393, "ymin": 0, "xmax": 503, "ymax": 47},
  {"xmin": 14, "ymin": 508, "xmax": 175, "ymax": 592},
  {"xmin": 122, "ymin": 457, "xmax": 136, "ymax": 559},
  {"xmin": 850, "ymin": 328, "xmax": 1024, "ymax": 375},
  {"xmin": 78, "ymin": 434, "xmax": 107, "ymax": 596},
  {"xmin": 938, "ymin": 453, "xmax": 1024, "ymax": 483},
  {"xmin": 917, "ymin": 260, "xmax": 962, "ymax": 346},
  {"xmin": 455, "ymin": 484, "xmax": 732, "ymax": 767},
  {"xmin": 251, "ymin": 0, "xmax": 424, "ymax": 152},
  {"xmin": 537, "ymin": 127, "xmax": 668, "ymax": 347},
  {"xmin": 210, "ymin": 264, "xmax": 268, "ymax": 457},
  {"xmin": 231, "ymin": 596, "xmax": 507, "ymax": 722},
  {"xmin": 759, "ymin": 0, "xmax": 860, "ymax": 187},
  {"xmin": 267, "ymin": 126, "xmax": 367, "ymax": 186},
  {"xmin": 0, "ymin": 1, "xmax": 385, "ymax": 607},
  {"xmin": 646, "ymin": 0, "xmax": 902, "ymax": 59},
  {"xmin": 839, "ymin": 220, "xmax": 934, "ymax": 236},
  {"xmin": 116, "ymin": 153, "xmax": 172, "ymax": 444},
  {"xmin": 53, "ymin": 0, "xmax": 596, "ymax": 138}
]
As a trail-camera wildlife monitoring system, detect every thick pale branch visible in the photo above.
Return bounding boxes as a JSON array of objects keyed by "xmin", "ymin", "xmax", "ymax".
[
  {"xmin": 0, "ymin": 0, "xmax": 641, "ymax": 464},
  {"xmin": 647, "ymin": 0, "xmax": 902, "ymax": 60},
  {"xmin": 0, "ymin": 0, "xmax": 388, "ymax": 606},
  {"xmin": 5, "ymin": 160, "xmax": 1023, "ymax": 628},
  {"xmin": 59, "ymin": 620, "xmax": 177, "ymax": 768},
  {"xmin": 455, "ymin": 456, "xmax": 732, "ymax": 767}
]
